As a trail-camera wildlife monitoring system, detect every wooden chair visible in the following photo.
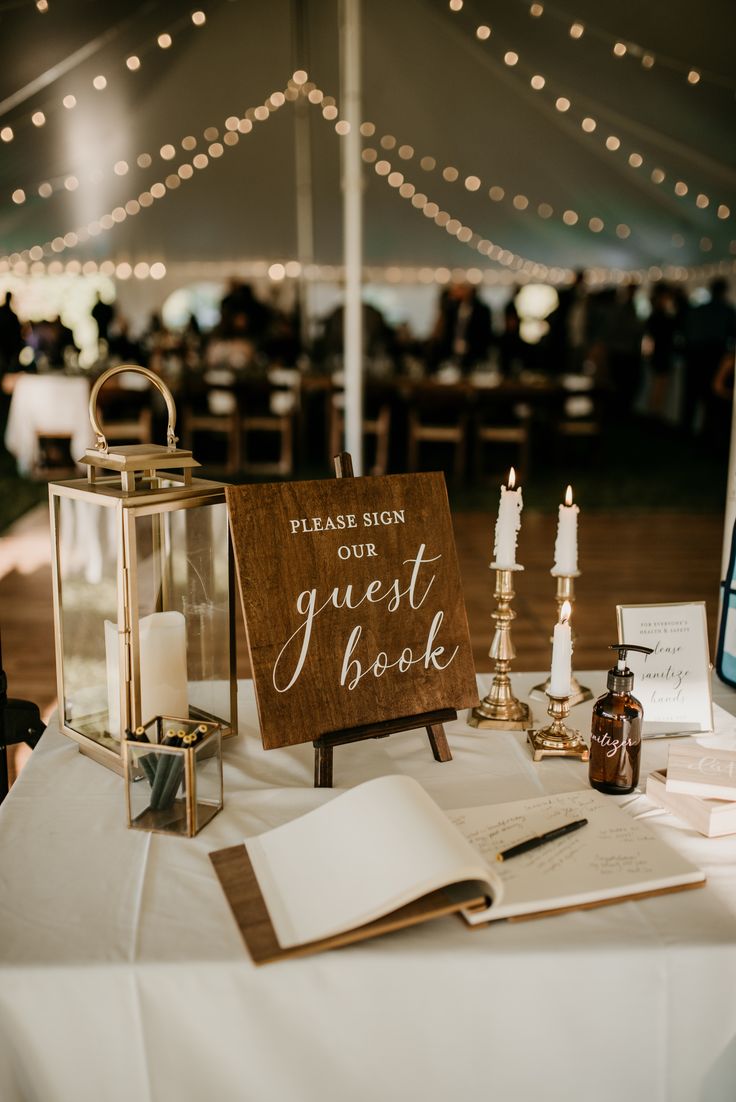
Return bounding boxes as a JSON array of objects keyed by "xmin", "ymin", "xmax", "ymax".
[
  {"xmin": 182, "ymin": 372, "xmax": 240, "ymax": 474},
  {"xmin": 554, "ymin": 377, "xmax": 604, "ymax": 458},
  {"xmin": 30, "ymin": 432, "xmax": 77, "ymax": 480},
  {"xmin": 406, "ymin": 382, "xmax": 470, "ymax": 480},
  {"xmin": 239, "ymin": 370, "xmax": 299, "ymax": 477},
  {"xmin": 473, "ymin": 391, "xmax": 531, "ymax": 483},
  {"xmin": 326, "ymin": 379, "xmax": 390, "ymax": 473}
]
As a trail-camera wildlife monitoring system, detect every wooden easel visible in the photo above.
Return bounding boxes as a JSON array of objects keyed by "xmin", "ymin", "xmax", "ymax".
[{"xmin": 311, "ymin": 452, "xmax": 454, "ymax": 788}]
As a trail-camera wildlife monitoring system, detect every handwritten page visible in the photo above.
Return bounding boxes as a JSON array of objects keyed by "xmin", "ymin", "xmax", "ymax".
[
  {"xmin": 448, "ymin": 790, "xmax": 704, "ymax": 924},
  {"xmin": 616, "ymin": 603, "xmax": 713, "ymax": 734}
]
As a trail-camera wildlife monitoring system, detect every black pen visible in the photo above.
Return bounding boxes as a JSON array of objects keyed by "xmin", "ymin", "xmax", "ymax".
[{"xmin": 496, "ymin": 818, "xmax": 589, "ymax": 862}]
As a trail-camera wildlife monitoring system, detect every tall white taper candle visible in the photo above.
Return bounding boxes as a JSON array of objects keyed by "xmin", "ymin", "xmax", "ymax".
[
  {"xmin": 553, "ymin": 484, "xmax": 579, "ymax": 575},
  {"xmin": 493, "ymin": 467, "xmax": 523, "ymax": 569},
  {"xmin": 549, "ymin": 599, "xmax": 573, "ymax": 697}
]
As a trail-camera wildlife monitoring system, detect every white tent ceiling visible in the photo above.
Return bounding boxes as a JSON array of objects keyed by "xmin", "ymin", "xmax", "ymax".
[{"xmin": 0, "ymin": 0, "xmax": 734, "ymax": 275}]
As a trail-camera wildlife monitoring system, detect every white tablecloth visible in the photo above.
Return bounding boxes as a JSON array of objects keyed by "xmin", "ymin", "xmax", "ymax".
[
  {"xmin": 4, "ymin": 374, "xmax": 92, "ymax": 473},
  {"xmin": 1, "ymin": 673, "xmax": 736, "ymax": 1102}
]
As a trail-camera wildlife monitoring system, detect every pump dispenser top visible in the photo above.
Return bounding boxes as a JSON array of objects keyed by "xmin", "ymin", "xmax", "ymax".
[{"xmin": 607, "ymin": 643, "xmax": 653, "ymax": 693}]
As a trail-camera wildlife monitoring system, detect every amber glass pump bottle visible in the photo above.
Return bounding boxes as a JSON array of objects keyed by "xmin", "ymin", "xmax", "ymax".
[{"xmin": 589, "ymin": 644, "xmax": 654, "ymax": 795}]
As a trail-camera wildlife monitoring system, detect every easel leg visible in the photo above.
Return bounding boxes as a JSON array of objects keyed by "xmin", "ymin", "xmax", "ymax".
[
  {"xmin": 426, "ymin": 723, "xmax": 452, "ymax": 763},
  {"xmin": 314, "ymin": 744, "xmax": 333, "ymax": 788}
]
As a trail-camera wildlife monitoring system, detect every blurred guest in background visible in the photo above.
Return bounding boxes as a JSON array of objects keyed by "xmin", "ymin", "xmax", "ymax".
[
  {"xmin": 643, "ymin": 283, "xmax": 677, "ymax": 417},
  {"xmin": 604, "ymin": 285, "xmax": 644, "ymax": 415},
  {"xmin": 547, "ymin": 270, "xmax": 590, "ymax": 374},
  {"xmin": 30, "ymin": 316, "xmax": 78, "ymax": 368},
  {"xmin": 0, "ymin": 291, "xmax": 23, "ymax": 378},
  {"xmin": 321, "ymin": 301, "xmax": 396, "ymax": 367},
  {"xmin": 683, "ymin": 278, "xmax": 736, "ymax": 436},
  {"xmin": 107, "ymin": 316, "xmax": 141, "ymax": 363},
  {"xmin": 498, "ymin": 290, "xmax": 526, "ymax": 376},
  {"xmin": 91, "ymin": 294, "xmax": 114, "ymax": 345},
  {"xmin": 219, "ymin": 280, "xmax": 271, "ymax": 343},
  {"xmin": 428, "ymin": 283, "xmax": 492, "ymax": 371},
  {"xmin": 264, "ymin": 310, "xmax": 301, "ymax": 366},
  {"xmin": 206, "ymin": 308, "xmax": 258, "ymax": 370}
]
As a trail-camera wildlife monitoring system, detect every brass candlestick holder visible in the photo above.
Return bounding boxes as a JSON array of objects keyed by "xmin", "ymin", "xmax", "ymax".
[
  {"xmin": 527, "ymin": 692, "xmax": 589, "ymax": 762},
  {"xmin": 530, "ymin": 572, "xmax": 592, "ymax": 706},
  {"xmin": 468, "ymin": 566, "xmax": 531, "ymax": 730}
]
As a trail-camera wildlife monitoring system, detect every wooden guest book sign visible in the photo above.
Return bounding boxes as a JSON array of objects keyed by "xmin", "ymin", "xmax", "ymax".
[{"xmin": 226, "ymin": 471, "xmax": 478, "ymax": 757}]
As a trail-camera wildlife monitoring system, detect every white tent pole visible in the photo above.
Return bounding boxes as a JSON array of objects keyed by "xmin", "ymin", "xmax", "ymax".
[
  {"xmin": 339, "ymin": 0, "xmax": 363, "ymax": 474},
  {"xmin": 294, "ymin": 95, "xmax": 314, "ymax": 349}
]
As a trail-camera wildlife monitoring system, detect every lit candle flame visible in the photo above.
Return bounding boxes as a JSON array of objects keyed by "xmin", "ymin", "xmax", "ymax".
[
  {"xmin": 565, "ymin": 484, "xmax": 573, "ymax": 506},
  {"xmin": 560, "ymin": 599, "xmax": 572, "ymax": 623},
  {"xmin": 507, "ymin": 466, "xmax": 516, "ymax": 490}
]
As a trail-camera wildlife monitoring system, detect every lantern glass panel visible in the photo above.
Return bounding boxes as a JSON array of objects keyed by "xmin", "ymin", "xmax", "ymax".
[
  {"xmin": 57, "ymin": 495, "xmax": 121, "ymax": 751},
  {"xmin": 194, "ymin": 732, "xmax": 223, "ymax": 833},
  {"xmin": 130, "ymin": 499, "xmax": 232, "ymax": 731}
]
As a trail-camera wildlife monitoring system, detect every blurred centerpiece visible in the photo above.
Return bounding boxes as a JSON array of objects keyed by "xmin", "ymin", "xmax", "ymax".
[{"xmin": 49, "ymin": 364, "xmax": 236, "ymax": 773}]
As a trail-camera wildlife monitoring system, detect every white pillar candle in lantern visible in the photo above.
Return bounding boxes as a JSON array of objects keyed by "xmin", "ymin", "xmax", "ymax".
[
  {"xmin": 549, "ymin": 599, "xmax": 573, "ymax": 697},
  {"xmin": 553, "ymin": 484, "xmax": 579, "ymax": 575},
  {"xmin": 105, "ymin": 611, "xmax": 188, "ymax": 738},
  {"xmin": 493, "ymin": 467, "xmax": 523, "ymax": 569}
]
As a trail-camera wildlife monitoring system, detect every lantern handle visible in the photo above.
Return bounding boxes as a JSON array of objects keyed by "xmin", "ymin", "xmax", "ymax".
[{"xmin": 89, "ymin": 364, "xmax": 178, "ymax": 453}]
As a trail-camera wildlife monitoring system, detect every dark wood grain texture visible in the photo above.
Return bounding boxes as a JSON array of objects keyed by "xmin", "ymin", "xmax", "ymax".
[
  {"xmin": 311, "ymin": 707, "xmax": 456, "ymax": 786},
  {"xmin": 209, "ymin": 842, "xmax": 486, "ymax": 966},
  {"xmin": 226, "ymin": 472, "xmax": 479, "ymax": 750}
]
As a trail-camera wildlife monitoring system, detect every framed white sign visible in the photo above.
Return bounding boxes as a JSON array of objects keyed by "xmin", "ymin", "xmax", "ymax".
[{"xmin": 616, "ymin": 602, "xmax": 713, "ymax": 736}]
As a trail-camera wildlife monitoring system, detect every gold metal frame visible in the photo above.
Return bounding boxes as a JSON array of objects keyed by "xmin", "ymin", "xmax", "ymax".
[
  {"xmin": 122, "ymin": 722, "xmax": 223, "ymax": 837},
  {"xmin": 527, "ymin": 693, "xmax": 590, "ymax": 762},
  {"xmin": 49, "ymin": 365, "xmax": 238, "ymax": 774},
  {"xmin": 468, "ymin": 567, "xmax": 532, "ymax": 730}
]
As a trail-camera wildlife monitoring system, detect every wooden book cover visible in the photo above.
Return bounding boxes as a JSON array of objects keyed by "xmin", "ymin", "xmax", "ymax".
[
  {"xmin": 210, "ymin": 844, "xmax": 486, "ymax": 965},
  {"xmin": 226, "ymin": 473, "xmax": 478, "ymax": 750}
]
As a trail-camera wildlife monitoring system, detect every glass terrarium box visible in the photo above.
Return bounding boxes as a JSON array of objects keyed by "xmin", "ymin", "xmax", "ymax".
[
  {"xmin": 49, "ymin": 366, "xmax": 237, "ymax": 774},
  {"xmin": 124, "ymin": 717, "xmax": 223, "ymax": 836}
]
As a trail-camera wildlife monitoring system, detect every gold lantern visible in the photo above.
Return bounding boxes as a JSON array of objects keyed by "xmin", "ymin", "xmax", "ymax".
[{"xmin": 49, "ymin": 365, "xmax": 237, "ymax": 773}]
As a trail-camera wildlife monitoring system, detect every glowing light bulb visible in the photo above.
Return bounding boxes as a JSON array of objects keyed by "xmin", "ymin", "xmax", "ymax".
[{"xmin": 158, "ymin": 33, "xmax": 172, "ymax": 48}]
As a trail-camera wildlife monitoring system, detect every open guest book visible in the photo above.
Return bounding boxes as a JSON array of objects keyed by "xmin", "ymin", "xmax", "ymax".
[{"xmin": 210, "ymin": 777, "xmax": 705, "ymax": 965}]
